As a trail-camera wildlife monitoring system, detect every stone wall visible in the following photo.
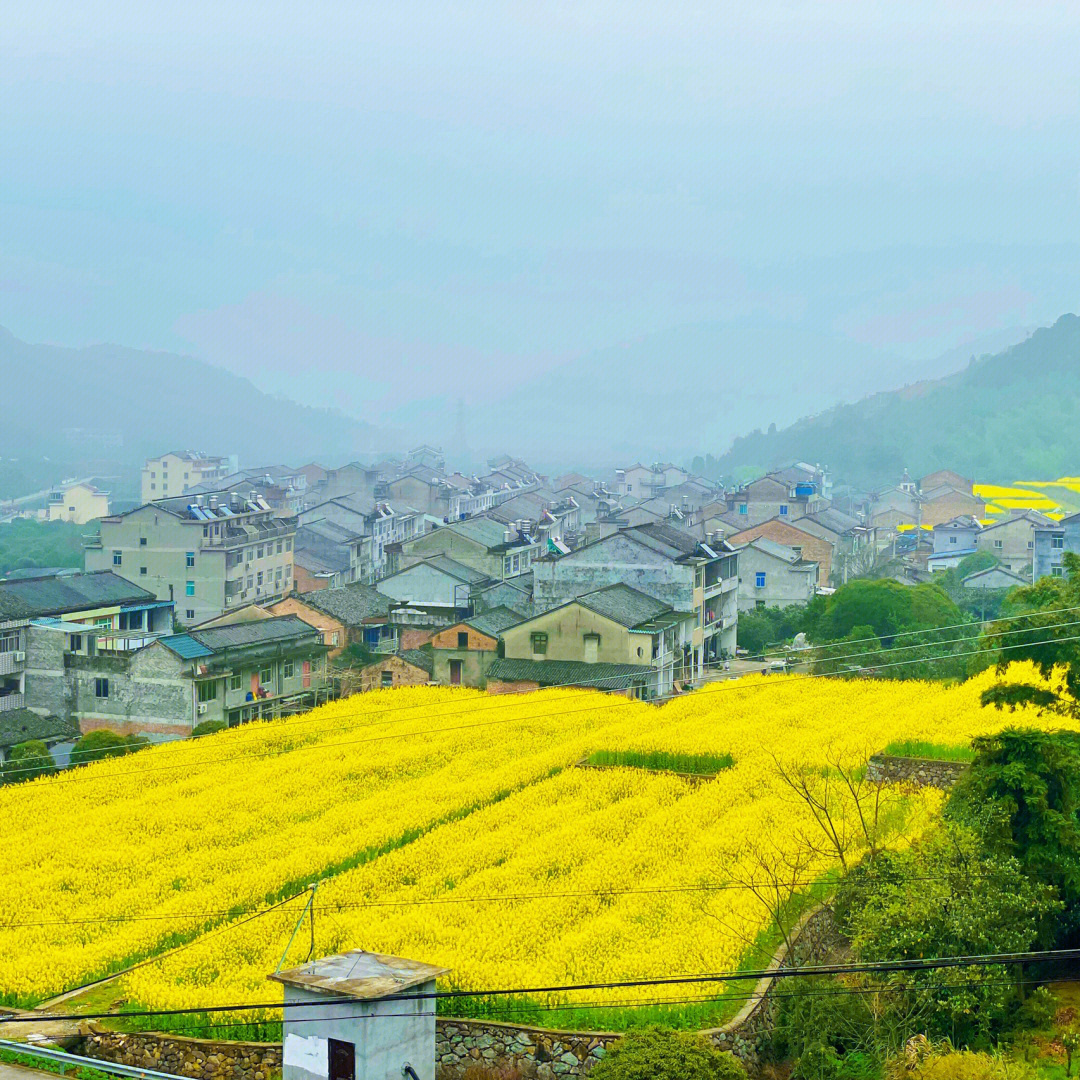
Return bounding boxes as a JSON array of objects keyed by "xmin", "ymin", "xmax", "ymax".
[
  {"xmin": 82, "ymin": 1029, "xmax": 282, "ymax": 1080},
  {"xmin": 81, "ymin": 908, "xmax": 844, "ymax": 1080},
  {"xmin": 866, "ymin": 753, "xmax": 968, "ymax": 790}
]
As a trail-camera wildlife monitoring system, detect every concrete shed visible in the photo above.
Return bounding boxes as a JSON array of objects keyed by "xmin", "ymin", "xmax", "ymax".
[{"xmin": 270, "ymin": 951, "xmax": 448, "ymax": 1080}]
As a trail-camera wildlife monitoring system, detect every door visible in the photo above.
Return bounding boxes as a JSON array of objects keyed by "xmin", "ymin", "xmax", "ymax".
[
  {"xmin": 328, "ymin": 1039, "xmax": 355, "ymax": 1080},
  {"xmin": 449, "ymin": 659, "xmax": 463, "ymax": 685}
]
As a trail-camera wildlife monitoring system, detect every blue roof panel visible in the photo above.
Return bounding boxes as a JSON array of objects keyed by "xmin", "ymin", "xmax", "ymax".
[{"xmin": 159, "ymin": 633, "xmax": 215, "ymax": 659}]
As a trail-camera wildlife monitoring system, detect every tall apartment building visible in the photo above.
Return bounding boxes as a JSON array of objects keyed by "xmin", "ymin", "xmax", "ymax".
[
  {"xmin": 86, "ymin": 490, "xmax": 296, "ymax": 626},
  {"xmin": 140, "ymin": 452, "xmax": 231, "ymax": 504}
]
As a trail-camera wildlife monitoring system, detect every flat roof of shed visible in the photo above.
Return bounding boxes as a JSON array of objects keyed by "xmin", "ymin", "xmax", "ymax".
[{"xmin": 269, "ymin": 950, "xmax": 449, "ymax": 1000}]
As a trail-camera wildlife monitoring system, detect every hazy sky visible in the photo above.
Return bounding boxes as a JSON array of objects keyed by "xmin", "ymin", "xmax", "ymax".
[{"xmin": 2, "ymin": 1, "xmax": 1079, "ymax": 445}]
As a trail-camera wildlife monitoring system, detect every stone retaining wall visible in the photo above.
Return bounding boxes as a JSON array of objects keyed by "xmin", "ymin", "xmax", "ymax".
[
  {"xmin": 82, "ymin": 1029, "xmax": 282, "ymax": 1080},
  {"xmin": 866, "ymin": 753, "xmax": 968, "ymax": 790},
  {"xmin": 77, "ymin": 909, "xmax": 843, "ymax": 1080}
]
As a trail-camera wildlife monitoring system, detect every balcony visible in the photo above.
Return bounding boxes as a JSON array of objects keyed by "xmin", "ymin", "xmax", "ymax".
[
  {"xmin": 0, "ymin": 693, "xmax": 25, "ymax": 712},
  {"xmin": 0, "ymin": 651, "xmax": 26, "ymax": 676}
]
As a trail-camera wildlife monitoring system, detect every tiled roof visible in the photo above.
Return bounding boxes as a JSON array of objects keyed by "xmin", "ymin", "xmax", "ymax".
[
  {"xmin": 419, "ymin": 555, "xmax": 491, "ymax": 585},
  {"xmin": 443, "ymin": 516, "xmax": 514, "ymax": 549},
  {"xmin": 802, "ymin": 507, "xmax": 863, "ymax": 535},
  {"xmin": 487, "ymin": 657, "xmax": 648, "ymax": 690},
  {"xmin": 398, "ymin": 649, "xmax": 434, "ymax": 675},
  {"xmin": 625, "ymin": 521, "xmax": 702, "ymax": 558},
  {"xmin": 301, "ymin": 583, "xmax": 391, "ymax": 626},
  {"xmin": 576, "ymin": 584, "xmax": 671, "ymax": 628},
  {"xmin": 0, "ymin": 571, "xmax": 155, "ymax": 620},
  {"xmin": 0, "ymin": 709, "xmax": 78, "ymax": 749},
  {"xmin": 464, "ymin": 606, "xmax": 523, "ymax": 637},
  {"xmin": 160, "ymin": 615, "xmax": 319, "ymax": 658}
]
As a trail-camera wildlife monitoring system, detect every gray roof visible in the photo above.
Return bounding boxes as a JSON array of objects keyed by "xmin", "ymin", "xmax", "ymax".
[
  {"xmin": 301, "ymin": 583, "xmax": 391, "ymax": 625},
  {"xmin": 398, "ymin": 649, "xmax": 434, "ymax": 675},
  {"xmin": 802, "ymin": 507, "xmax": 863, "ymax": 535},
  {"xmin": 440, "ymin": 516, "xmax": 517, "ymax": 549},
  {"xmin": 0, "ymin": 571, "xmax": 156, "ymax": 620},
  {"xmin": 418, "ymin": 555, "xmax": 491, "ymax": 585},
  {"xmin": 576, "ymin": 583, "xmax": 671, "ymax": 628},
  {"xmin": 0, "ymin": 709, "xmax": 78, "ymax": 749},
  {"xmin": 463, "ymin": 606, "xmax": 523, "ymax": 637},
  {"xmin": 625, "ymin": 521, "xmax": 703, "ymax": 559},
  {"xmin": 487, "ymin": 657, "xmax": 648, "ymax": 689},
  {"xmin": 160, "ymin": 615, "xmax": 319, "ymax": 657},
  {"xmin": 269, "ymin": 950, "xmax": 448, "ymax": 1000}
]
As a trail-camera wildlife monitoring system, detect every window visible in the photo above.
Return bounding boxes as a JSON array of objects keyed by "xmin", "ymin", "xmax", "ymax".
[
  {"xmin": 330, "ymin": 631, "xmax": 340, "ymax": 646},
  {"xmin": 184, "ymin": 472, "xmax": 189, "ymax": 479},
  {"xmin": 257, "ymin": 545, "xmax": 264, "ymax": 558},
  {"xmin": 275, "ymin": 567, "xmax": 282, "ymax": 582},
  {"xmin": 1052, "ymin": 535, "xmax": 1065, "ymax": 549},
  {"xmin": 738, "ymin": 504, "xmax": 748, "ymax": 515},
  {"xmin": 229, "ymin": 673, "xmax": 243, "ymax": 691},
  {"xmin": 504, "ymin": 557, "xmax": 512, "ymax": 575},
  {"xmin": 1028, "ymin": 540, "xmax": 1034, "ymax": 549},
  {"xmin": 755, "ymin": 599, "xmax": 766, "ymax": 610},
  {"xmin": 139, "ymin": 566, "xmax": 147, "ymax": 576},
  {"xmin": 246, "ymin": 547, "xmax": 253, "ymax": 561},
  {"xmin": 186, "ymin": 551, "xmax": 195, "ymax": 566},
  {"xmin": 1052, "ymin": 566, "xmax": 1065, "ymax": 577},
  {"xmin": 511, "ymin": 554, "xmax": 520, "ymax": 573},
  {"xmin": 286, "ymin": 538, "xmax": 292, "ymax": 551},
  {"xmin": 285, "ymin": 566, "xmax": 292, "ymax": 579},
  {"xmin": 259, "ymin": 666, "xmax": 273, "ymax": 685},
  {"xmin": 257, "ymin": 571, "xmax": 264, "ymax": 586},
  {"xmin": 530, "ymin": 632, "xmax": 548, "ymax": 655},
  {"xmin": 112, "ymin": 550, "xmax": 123, "ymax": 566},
  {"xmin": 139, "ymin": 536, "xmax": 147, "ymax": 546},
  {"xmin": 381, "ymin": 670, "xmax": 394, "ymax": 688},
  {"xmin": 185, "ymin": 581, "xmax": 195, "ymax": 596},
  {"xmin": 457, "ymin": 631, "xmax": 469, "ymax": 647},
  {"xmin": 994, "ymin": 539, "xmax": 1003, "ymax": 549},
  {"xmin": 151, "ymin": 483, "xmax": 156, "ymax": 490},
  {"xmin": 246, "ymin": 575, "xmax": 254, "ymax": 589},
  {"xmin": 779, "ymin": 504, "xmax": 789, "ymax": 516},
  {"xmin": 755, "ymin": 571, "xmax": 767, "ymax": 588},
  {"xmin": 120, "ymin": 611, "xmax": 144, "ymax": 631},
  {"xmin": 949, "ymin": 535, "xmax": 957, "ymax": 545},
  {"xmin": 283, "ymin": 661, "xmax": 294, "ymax": 679},
  {"xmin": 185, "ymin": 609, "xmax": 195, "ymax": 620},
  {"xmin": 197, "ymin": 680, "xmax": 218, "ymax": 702},
  {"xmin": 69, "ymin": 633, "xmax": 83, "ymax": 653},
  {"xmin": 276, "ymin": 540, "xmax": 283, "ymax": 555},
  {"xmin": 94, "ymin": 677, "xmax": 109, "ymax": 698}
]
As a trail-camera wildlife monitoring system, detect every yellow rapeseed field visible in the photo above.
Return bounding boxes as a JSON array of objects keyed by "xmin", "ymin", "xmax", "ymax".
[{"xmin": 0, "ymin": 666, "xmax": 1072, "ymax": 1026}]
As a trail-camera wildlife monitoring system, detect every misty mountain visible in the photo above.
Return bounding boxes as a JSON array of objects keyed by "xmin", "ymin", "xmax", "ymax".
[
  {"xmin": 709, "ymin": 314, "xmax": 1080, "ymax": 489},
  {"xmin": 469, "ymin": 322, "xmax": 917, "ymax": 469},
  {"xmin": 0, "ymin": 327, "xmax": 387, "ymax": 469}
]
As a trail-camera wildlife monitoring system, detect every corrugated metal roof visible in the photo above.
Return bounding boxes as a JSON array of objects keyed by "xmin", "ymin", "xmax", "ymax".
[{"xmin": 158, "ymin": 633, "xmax": 215, "ymax": 659}]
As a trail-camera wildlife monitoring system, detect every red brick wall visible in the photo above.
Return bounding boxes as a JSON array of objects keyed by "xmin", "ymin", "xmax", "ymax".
[
  {"xmin": 399, "ymin": 628, "xmax": 435, "ymax": 650},
  {"xmin": 729, "ymin": 520, "xmax": 834, "ymax": 585},
  {"xmin": 486, "ymin": 679, "xmax": 539, "ymax": 695},
  {"xmin": 293, "ymin": 565, "xmax": 332, "ymax": 594},
  {"xmin": 357, "ymin": 655, "xmax": 431, "ymax": 692},
  {"xmin": 431, "ymin": 625, "xmax": 499, "ymax": 651}
]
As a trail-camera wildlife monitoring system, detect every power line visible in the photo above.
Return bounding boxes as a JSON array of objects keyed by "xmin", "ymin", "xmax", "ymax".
[
  {"xmin": 5, "ymin": 626, "xmax": 1078, "ymax": 788},
  {"xmin": 9, "ymin": 948, "xmax": 1079, "ymax": 1025}
]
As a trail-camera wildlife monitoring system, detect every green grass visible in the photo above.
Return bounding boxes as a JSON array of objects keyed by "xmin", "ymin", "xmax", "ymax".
[
  {"xmin": 584, "ymin": 750, "xmax": 735, "ymax": 776},
  {"xmin": 880, "ymin": 740, "xmax": 975, "ymax": 762}
]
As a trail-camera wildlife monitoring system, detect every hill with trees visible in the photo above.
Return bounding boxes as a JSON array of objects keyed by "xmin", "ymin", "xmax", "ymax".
[{"xmin": 703, "ymin": 313, "xmax": 1080, "ymax": 488}]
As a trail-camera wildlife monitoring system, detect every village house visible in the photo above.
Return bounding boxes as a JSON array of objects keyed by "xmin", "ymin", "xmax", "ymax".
[
  {"xmin": 0, "ymin": 709, "xmax": 78, "ymax": 764},
  {"xmin": 42, "ymin": 480, "xmax": 110, "ymax": 524},
  {"xmin": 733, "ymin": 538, "xmax": 818, "ymax": 611},
  {"xmin": 376, "ymin": 556, "xmax": 491, "ymax": 620},
  {"xmin": 354, "ymin": 649, "xmax": 434, "ymax": 691},
  {"xmin": 974, "ymin": 510, "xmax": 1050, "ymax": 575},
  {"xmin": 724, "ymin": 467, "xmax": 828, "ymax": 528},
  {"xmin": 962, "ymin": 565, "xmax": 1030, "ymax": 591},
  {"xmin": 927, "ymin": 516, "xmax": 982, "ymax": 572},
  {"xmin": 794, "ymin": 507, "xmax": 877, "ymax": 584},
  {"xmin": 272, "ymin": 582, "xmax": 395, "ymax": 657},
  {"xmin": 1033, "ymin": 513, "xmax": 1080, "ymax": 581},
  {"xmin": 728, "ymin": 518, "xmax": 835, "ymax": 587},
  {"xmin": 495, "ymin": 583, "xmax": 693, "ymax": 698},
  {"xmin": 87, "ymin": 489, "xmax": 296, "ymax": 626},
  {"xmin": 532, "ymin": 521, "xmax": 739, "ymax": 675},
  {"xmin": 189, "ymin": 466, "xmax": 308, "ymax": 516},
  {"xmin": 429, "ymin": 607, "xmax": 522, "ymax": 687},
  {"xmin": 393, "ymin": 516, "xmax": 539, "ymax": 581},
  {"xmin": 140, "ymin": 451, "xmax": 231, "ymax": 504},
  {"xmin": 292, "ymin": 520, "xmax": 357, "ymax": 592}
]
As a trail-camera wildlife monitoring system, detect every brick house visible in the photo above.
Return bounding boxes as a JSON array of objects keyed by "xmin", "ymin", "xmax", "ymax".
[
  {"xmin": 429, "ymin": 607, "xmax": 522, "ymax": 687},
  {"xmin": 356, "ymin": 650, "xmax": 434, "ymax": 691},
  {"xmin": 728, "ymin": 518, "xmax": 834, "ymax": 586}
]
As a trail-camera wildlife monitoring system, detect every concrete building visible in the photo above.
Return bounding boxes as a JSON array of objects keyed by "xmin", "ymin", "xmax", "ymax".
[
  {"xmin": 962, "ymin": 566, "xmax": 1029, "ymax": 591},
  {"xmin": 376, "ymin": 557, "xmax": 490, "ymax": 619},
  {"xmin": 794, "ymin": 508, "xmax": 877, "ymax": 584},
  {"xmin": 927, "ymin": 516, "xmax": 981, "ymax": 572},
  {"xmin": 500, "ymin": 583, "xmax": 694, "ymax": 699},
  {"xmin": 273, "ymin": 950, "xmax": 448, "ymax": 1080},
  {"xmin": 43, "ymin": 480, "xmax": 110, "ymax": 524},
  {"xmin": 0, "ymin": 570, "xmax": 172, "ymax": 726},
  {"xmin": 974, "ymin": 510, "xmax": 1050, "ymax": 576},
  {"xmin": 734, "ymin": 538, "xmax": 818, "ymax": 612},
  {"xmin": 429, "ymin": 607, "xmax": 521, "ymax": 687},
  {"xmin": 728, "ymin": 518, "xmax": 834, "ymax": 586},
  {"xmin": 725, "ymin": 466, "xmax": 828, "ymax": 528},
  {"xmin": 532, "ymin": 521, "xmax": 739, "ymax": 673},
  {"xmin": 1033, "ymin": 513, "xmax": 1080, "ymax": 581},
  {"xmin": 189, "ymin": 467, "xmax": 308, "ymax": 516},
  {"xmin": 293, "ymin": 521, "xmax": 356, "ymax": 592},
  {"xmin": 141, "ymin": 452, "xmax": 230, "ymax": 503},
  {"xmin": 87, "ymin": 490, "xmax": 296, "ymax": 626},
  {"xmin": 279, "ymin": 583, "xmax": 395, "ymax": 655},
  {"xmin": 394, "ymin": 517, "xmax": 538, "ymax": 581}
]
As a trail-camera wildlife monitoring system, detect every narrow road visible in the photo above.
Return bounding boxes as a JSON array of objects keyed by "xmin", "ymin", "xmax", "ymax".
[{"xmin": 0, "ymin": 1063, "xmax": 60, "ymax": 1080}]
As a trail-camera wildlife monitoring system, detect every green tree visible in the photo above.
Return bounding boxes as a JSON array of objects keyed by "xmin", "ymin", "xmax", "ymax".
[
  {"xmin": 947, "ymin": 727, "xmax": 1080, "ymax": 919},
  {"xmin": 980, "ymin": 551, "xmax": 1080, "ymax": 716},
  {"xmin": 591, "ymin": 1027, "xmax": 745, "ymax": 1080},
  {"xmin": 70, "ymin": 729, "xmax": 147, "ymax": 766},
  {"xmin": 1, "ymin": 739, "xmax": 56, "ymax": 784}
]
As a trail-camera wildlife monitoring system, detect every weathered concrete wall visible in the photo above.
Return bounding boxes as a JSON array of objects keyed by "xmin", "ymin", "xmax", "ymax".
[
  {"xmin": 867, "ymin": 753, "xmax": 967, "ymax": 790},
  {"xmin": 82, "ymin": 1030, "xmax": 282, "ymax": 1080}
]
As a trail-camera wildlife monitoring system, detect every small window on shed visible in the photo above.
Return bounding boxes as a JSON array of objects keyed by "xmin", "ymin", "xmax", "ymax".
[
  {"xmin": 381, "ymin": 670, "xmax": 394, "ymax": 688},
  {"xmin": 94, "ymin": 677, "xmax": 109, "ymax": 698},
  {"xmin": 457, "ymin": 631, "xmax": 469, "ymax": 647}
]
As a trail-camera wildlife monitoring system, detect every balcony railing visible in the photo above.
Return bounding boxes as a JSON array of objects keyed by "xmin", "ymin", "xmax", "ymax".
[
  {"xmin": 0, "ymin": 693, "xmax": 25, "ymax": 712},
  {"xmin": 0, "ymin": 651, "xmax": 25, "ymax": 676}
]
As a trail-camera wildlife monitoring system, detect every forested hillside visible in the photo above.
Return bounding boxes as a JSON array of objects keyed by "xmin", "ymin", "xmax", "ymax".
[{"xmin": 707, "ymin": 314, "xmax": 1080, "ymax": 488}]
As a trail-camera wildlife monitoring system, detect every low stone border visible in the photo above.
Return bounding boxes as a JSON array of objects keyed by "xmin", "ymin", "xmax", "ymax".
[
  {"xmin": 78, "ymin": 906, "xmax": 844, "ymax": 1080},
  {"xmin": 867, "ymin": 753, "xmax": 968, "ymax": 790},
  {"xmin": 574, "ymin": 758, "xmax": 724, "ymax": 785}
]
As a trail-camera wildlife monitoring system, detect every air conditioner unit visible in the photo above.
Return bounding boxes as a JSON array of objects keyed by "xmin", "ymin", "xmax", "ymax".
[
  {"xmin": 197, "ymin": 702, "xmax": 209, "ymax": 715},
  {"xmin": 13, "ymin": 651, "xmax": 25, "ymax": 662}
]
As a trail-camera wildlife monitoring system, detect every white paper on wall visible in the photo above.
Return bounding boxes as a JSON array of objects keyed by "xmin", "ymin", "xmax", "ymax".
[{"xmin": 284, "ymin": 1034, "xmax": 329, "ymax": 1077}]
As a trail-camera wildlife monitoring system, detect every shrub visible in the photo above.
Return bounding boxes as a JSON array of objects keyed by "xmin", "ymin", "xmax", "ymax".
[
  {"xmin": 70, "ymin": 729, "xmax": 148, "ymax": 766},
  {"xmin": 1, "ymin": 740, "xmax": 56, "ymax": 784},
  {"xmin": 592, "ymin": 1027, "xmax": 746, "ymax": 1080},
  {"xmin": 192, "ymin": 720, "xmax": 227, "ymax": 738},
  {"xmin": 885, "ymin": 1048, "xmax": 1034, "ymax": 1080}
]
